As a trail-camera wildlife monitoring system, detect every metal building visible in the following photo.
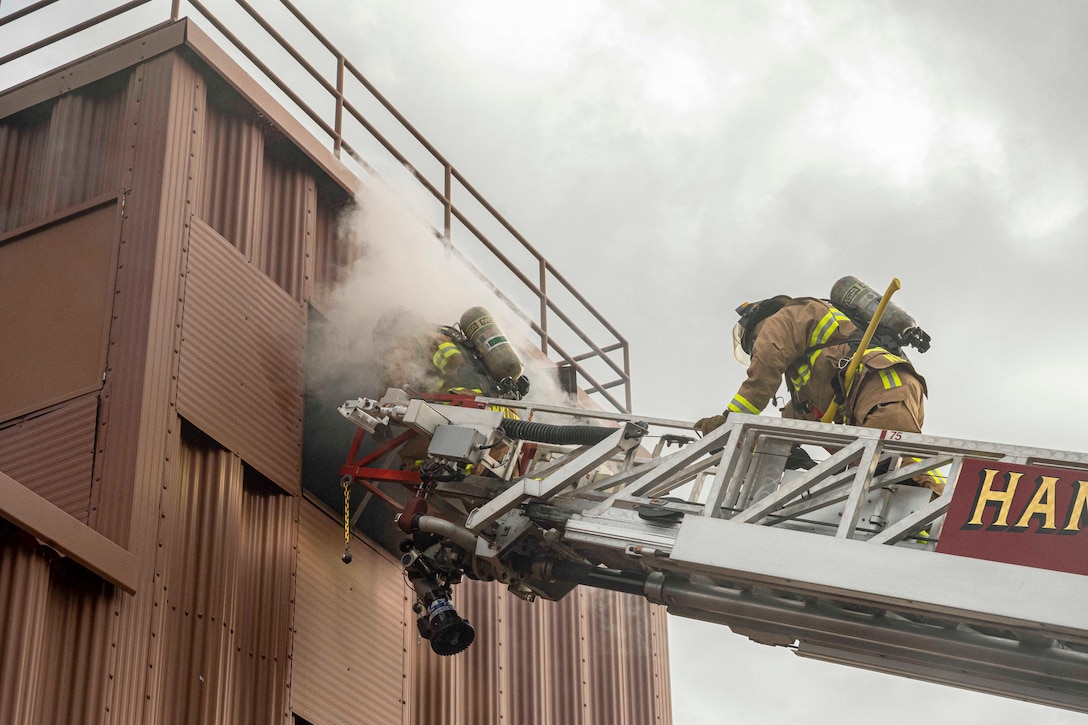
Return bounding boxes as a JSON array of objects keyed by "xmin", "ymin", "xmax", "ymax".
[{"xmin": 0, "ymin": 3, "xmax": 670, "ymax": 723}]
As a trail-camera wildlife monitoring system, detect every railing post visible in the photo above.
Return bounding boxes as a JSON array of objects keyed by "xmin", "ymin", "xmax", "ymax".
[
  {"xmin": 334, "ymin": 54, "xmax": 345, "ymax": 157},
  {"xmin": 539, "ymin": 258, "xmax": 548, "ymax": 353},
  {"xmin": 443, "ymin": 163, "xmax": 452, "ymax": 242},
  {"xmin": 171, "ymin": 0, "xmax": 181, "ymax": 21},
  {"xmin": 623, "ymin": 343, "xmax": 631, "ymax": 412}
]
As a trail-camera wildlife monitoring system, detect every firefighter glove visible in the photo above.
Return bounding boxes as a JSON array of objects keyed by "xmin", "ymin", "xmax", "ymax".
[{"xmin": 693, "ymin": 413, "xmax": 728, "ymax": 437}]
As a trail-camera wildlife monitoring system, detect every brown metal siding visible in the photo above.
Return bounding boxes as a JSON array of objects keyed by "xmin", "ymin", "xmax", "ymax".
[
  {"xmin": 197, "ymin": 96, "xmax": 316, "ymax": 304},
  {"xmin": 0, "ymin": 392, "xmax": 98, "ymax": 522},
  {"xmin": 0, "ymin": 77, "xmax": 129, "ymax": 235},
  {"xmin": 309, "ymin": 191, "xmax": 353, "ymax": 310},
  {"xmin": 152, "ymin": 424, "xmax": 295, "ymax": 724},
  {"xmin": 0, "ymin": 199, "xmax": 120, "ymax": 423},
  {"xmin": 42, "ymin": 84, "xmax": 128, "ymax": 214},
  {"xmin": 291, "ymin": 498, "xmax": 408, "ymax": 725},
  {"xmin": 550, "ymin": 591, "xmax": 588, "ymax": 725},
  {"xmin": 95, "ymin": 51, "xmax": 207, "ymax": 723},
  {"xmin": 257, "ymin": 152, "xmax": 313, "ymax": 303},
  {"xmin": 197, "ymin": 103, "xmax": 262, "ymax": 258},
  {"xmin": 0, "ymin": 523, "xmax": 51, "ymax": 722},
  {"xmin": 0, "ymin": 107, "xmax": 50, "ymax": 233},
  {"xmin": 0, "ymin": 520, "xmax": 116, "ymax": 723},
  {"xmin": 177, "ymin": 216, "xmax": 305, "ymax": 494},
  {"xmin": 408, "ymin": 583, "xmax": 672, "ymax": 725},
  {"xmin": 462, "ymin": 581, "xmax": 502, "ymax": 723},
  {"xmin": 158, "ymin": 428, "xmax": 245, "ymax": 723},
  {"xmin": 232, "ymin": 467, "xmax": 297, "ymax": 724},
  {"xmin": 650, "ymin": 602, "xmax": 672, "ymax": 724},
  {"xmin": 36, "ymin": 558, "xmax": 115, "ymax": 724}
]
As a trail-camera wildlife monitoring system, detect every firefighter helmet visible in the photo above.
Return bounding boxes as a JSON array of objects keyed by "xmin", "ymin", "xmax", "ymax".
[{"xmin": 732, "ymin": 295, "xmax": 792, "ymax": 365}]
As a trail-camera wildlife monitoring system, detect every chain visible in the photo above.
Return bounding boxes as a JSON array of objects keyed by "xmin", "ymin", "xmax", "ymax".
[{"xmin": 341, "ymin": 476, "xmax": 353, "ymax": 564}]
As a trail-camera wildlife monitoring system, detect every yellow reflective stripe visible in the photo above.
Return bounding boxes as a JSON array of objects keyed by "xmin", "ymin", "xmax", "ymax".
[
  {"xmin": 910, "ymin": 457, "xmax": 948, "ymax": 486},
  {"xmin": 865, "ymin": 346, "xmax": 904, "ymax": 363},
  {"xmin": 791, "ymin": 363, "xmax": 811, "ymax": 388},
  {"xmin": 490, "ymin": 405, "xmax": 520, "ymax": 419},
  {"xmin": 796, "ymin": 309, "xmax": 851, "ymax": 390},
  {"xmin": 432, "ymin": 342, "xmax": 461, "ymax": 371},
  {"xmin": 809, "ymin": 311, "xmax": 838, "ymax": 348},
  {"xmin": 727, "ymin": 394, "xmax": 760, "ymax": 414},
  {"xmin": 878, "ymin": 368, "xmax": 902, "ymax": 389}
]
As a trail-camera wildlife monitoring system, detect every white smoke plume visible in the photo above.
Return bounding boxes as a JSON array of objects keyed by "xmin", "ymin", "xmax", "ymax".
[{"xmin": 307, "ymin": 178, "xmax": 582, "ymax": 417}]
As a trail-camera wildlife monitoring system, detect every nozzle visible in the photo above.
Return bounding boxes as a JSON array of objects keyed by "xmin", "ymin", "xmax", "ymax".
[{"xmin": 416, "ymin": 593, "xmax": 475, "ymax": 655}]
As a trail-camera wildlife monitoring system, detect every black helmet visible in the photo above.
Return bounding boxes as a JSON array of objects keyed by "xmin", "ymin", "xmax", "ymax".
[{"xmin": 732, "ymin": 295, "xmax": 792, "ymax": 364}]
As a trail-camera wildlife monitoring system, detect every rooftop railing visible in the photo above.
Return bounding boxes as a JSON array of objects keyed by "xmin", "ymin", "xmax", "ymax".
[{"xmin": 0, "ymin": 0, "xmax": 633, "ymax": 412}]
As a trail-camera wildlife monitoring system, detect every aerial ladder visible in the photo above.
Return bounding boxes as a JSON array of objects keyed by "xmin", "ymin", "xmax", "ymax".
[{"xmin": 337, "ymin": 389, "xmax": 1088, "ymax": 715}]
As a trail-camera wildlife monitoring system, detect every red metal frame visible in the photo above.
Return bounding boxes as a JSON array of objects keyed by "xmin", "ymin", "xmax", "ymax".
[
  {"xmin": 338, "ymin": 392, "xmax": 541, "ymax": 509},
  {"xmin": 338, "ymin": 393, "xmax": 484, "ymax": 508},
  {"xmin": 340, "ymin": 428, "xmax": 420, "ymax": 511}
]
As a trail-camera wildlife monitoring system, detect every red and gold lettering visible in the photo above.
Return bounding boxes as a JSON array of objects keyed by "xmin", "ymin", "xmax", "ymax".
[
  {"xmin": 1062, "ymin": 480, "xmax": 1088, "ymax": 533},
  {"xmin": 940, "ymin": 459, "xmax": 1088, "ymax": 576},
  {"xmin": 1013, "ymin": 475, "xmax": 1058, "ymax": 530},
  {"xmin": 966, "ymin": 468, "xmax": 1021, "ymax": 528}
]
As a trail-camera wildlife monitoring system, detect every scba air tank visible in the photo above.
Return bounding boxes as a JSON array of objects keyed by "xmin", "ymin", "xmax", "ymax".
[
  {"xmin": 830, "ymin": 276, "xmax": 931, "ymax": 352},
  {"xmin": 459, "ymin": 307, "xmax": 524, "ymax": 382}
]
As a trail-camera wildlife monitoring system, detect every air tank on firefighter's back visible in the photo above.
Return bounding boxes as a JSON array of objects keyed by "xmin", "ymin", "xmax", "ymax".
[
  {"xmin": 459, "ymin": 306, "xmax": 524, "ymax": 383},
  {"xmin": 830, "ymin": 275, "xmax": 931, "ymax": 353}
]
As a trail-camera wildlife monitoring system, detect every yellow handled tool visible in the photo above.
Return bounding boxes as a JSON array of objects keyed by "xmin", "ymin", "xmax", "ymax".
[{"xmin": 820, "ymin": 277, "xmax": 901, "ymax": 424}]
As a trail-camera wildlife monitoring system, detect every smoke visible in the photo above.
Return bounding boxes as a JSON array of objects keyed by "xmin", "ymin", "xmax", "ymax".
[{"xmin": 307, "ymin": 179, "xmax": 580, "ymax": 415}]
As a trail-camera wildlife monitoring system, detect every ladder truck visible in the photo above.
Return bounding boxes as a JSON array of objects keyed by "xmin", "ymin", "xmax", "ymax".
[{"xmin": 338, "ymin": 388, "xmax": 1088, "ymax": 715}]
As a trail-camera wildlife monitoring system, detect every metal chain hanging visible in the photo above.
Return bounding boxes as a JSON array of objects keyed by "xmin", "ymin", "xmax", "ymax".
[{"xmin": 341, "ymin": 475, "xmax": 353, "ymax": 564}]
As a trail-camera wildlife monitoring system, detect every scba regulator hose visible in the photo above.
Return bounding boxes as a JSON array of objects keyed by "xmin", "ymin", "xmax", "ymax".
[{"xmin": 499, "ymin": 418, "xmax": 615, "ymax": 446}]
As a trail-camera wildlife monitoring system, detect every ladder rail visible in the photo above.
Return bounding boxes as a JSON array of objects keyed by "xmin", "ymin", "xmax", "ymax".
[{"xmin": 357, "ymin": 393, "xmax": 1088, "ymax": 713}]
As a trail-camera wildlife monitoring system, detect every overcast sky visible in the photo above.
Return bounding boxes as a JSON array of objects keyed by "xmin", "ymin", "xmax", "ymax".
[
  {"xmin": 325, "ymin": 3, "xmax": 1088, "ymax": 723},
  {"xmin": 322, "ymin": 3, "xmax": 1088, "ymax": 723},
  {"xmin": 5, "ymin": 0, "xmax": 1087, "ymax": 722}
]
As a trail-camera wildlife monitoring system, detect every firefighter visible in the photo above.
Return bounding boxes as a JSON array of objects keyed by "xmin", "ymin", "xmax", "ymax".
[
  {"xmin": 694, "ymin": 295, "xmax": 935, "ymax": 489},
  {"xmin": 375, "ymin": 307, "xmax": 493, "ymax": 396}
]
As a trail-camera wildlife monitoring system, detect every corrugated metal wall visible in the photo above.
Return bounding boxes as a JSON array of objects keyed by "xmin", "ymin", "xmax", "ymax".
[
  {"xmin": 149, "ymin": 424, "xmax": 295, "ymax": 724},
  {"xmin": 408, "ymin": 580, "xmax": 670, "ymax": 725},
  {"xmin": 0, "ymin": 199, "xmax": 119, "ymax": 423},
  {"xmin": 0, "ymin": 27, "xmax": 671, "ymax": 725},
  {"xmin": 0, "ymin": 76, "xmax": 127, "ymax": 234},
  {"xmin": 197, "ymin": 102, "xmax": 262, "ymax": 258},
  {"xmin": 177, "ymin": 216, "xmax": 305, "ymax": 494},
  {"xmin": 292, "ymin": 498, "xmax": 409, "ymax": 725},
  {"xmin": 0, "ymin": 392, "xmax": 98, "ymax": 522},
  {"xmin": 0, "ymin": 519, "xmax": 116, "ymax": 723}
]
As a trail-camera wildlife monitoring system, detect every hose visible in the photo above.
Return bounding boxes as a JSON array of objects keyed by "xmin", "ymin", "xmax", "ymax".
[
  {"xmin": 412, "ymin": 515, "xmax": 479, "ymax": 553},
  {"xmin": 546, "ymin": 560, "xmax": 648, "ymax": 596},
  {"xmin": 499, "ymin": 418, "xmax": 615, "ymax": 446}
]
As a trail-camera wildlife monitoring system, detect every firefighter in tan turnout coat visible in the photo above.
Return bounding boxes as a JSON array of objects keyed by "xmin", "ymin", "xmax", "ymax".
[{"xmin": 695, "ymin": 295, "xmax": 933, "ymax": 487}]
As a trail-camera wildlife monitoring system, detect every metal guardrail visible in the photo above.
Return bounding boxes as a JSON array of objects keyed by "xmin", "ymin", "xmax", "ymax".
[{"xmin": 0, "ymin": 0, "xmax": 633, "ymax": 412}]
